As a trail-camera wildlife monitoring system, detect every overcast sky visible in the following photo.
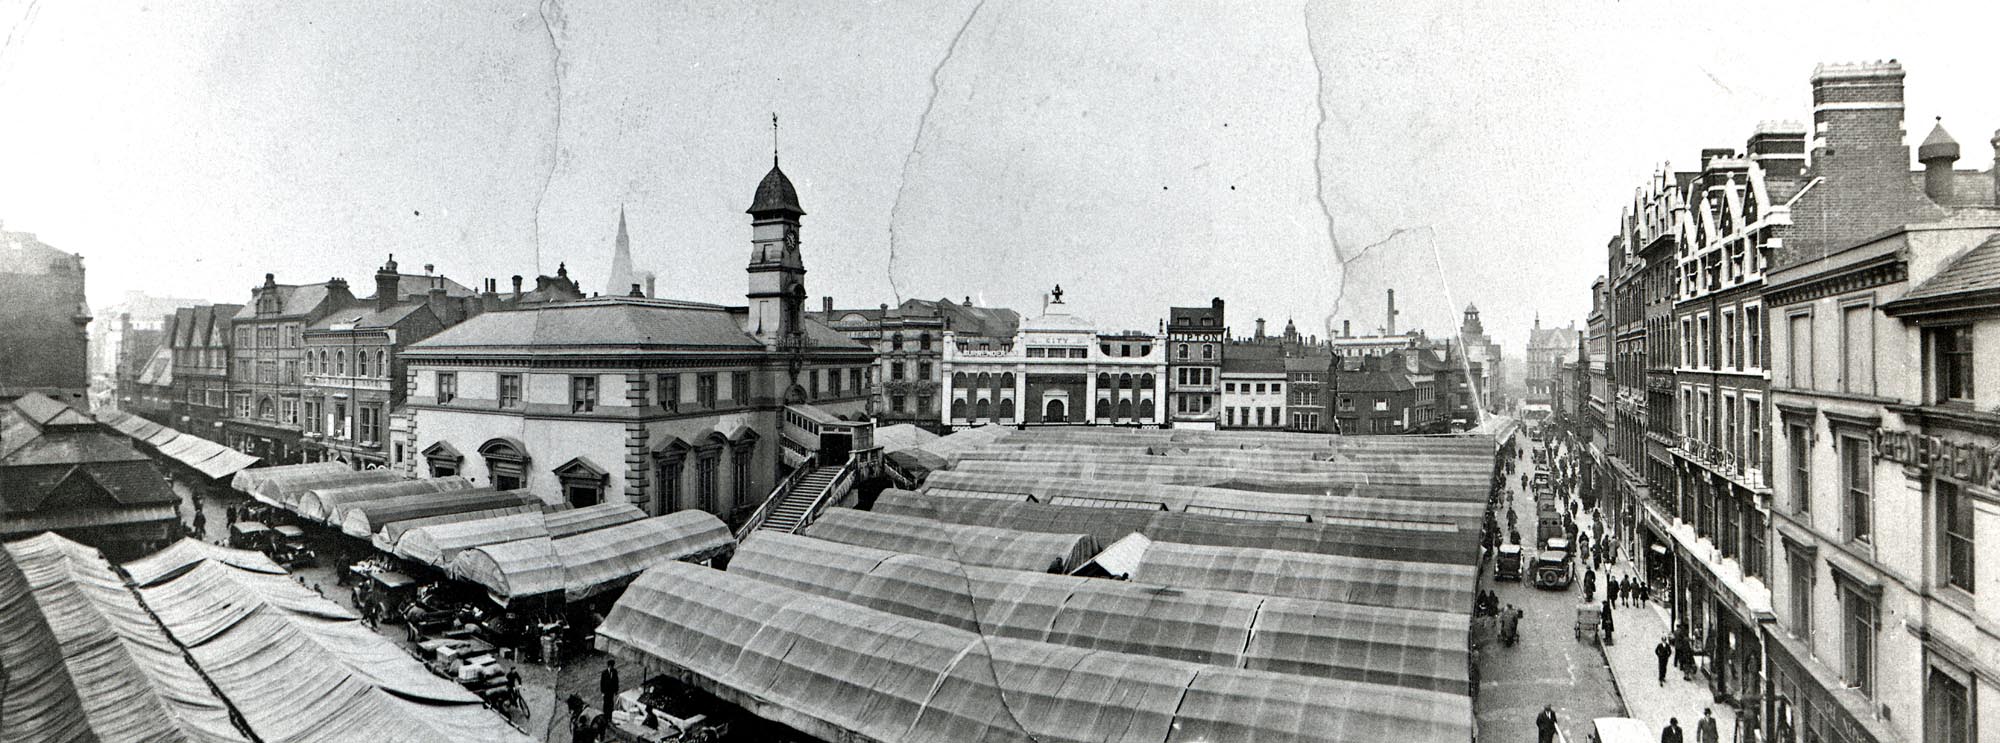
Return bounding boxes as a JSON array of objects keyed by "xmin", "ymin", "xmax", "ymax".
[{"xmin": 4, "ymin": 0, "xmax": 1998, "ymax": 350}]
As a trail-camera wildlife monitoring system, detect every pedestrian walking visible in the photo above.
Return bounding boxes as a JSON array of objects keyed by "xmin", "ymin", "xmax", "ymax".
[
  {"xmin": 1661, "ymin": 717, "xmax": 1685, "ymax": 743},
  {"xmin": 1608, "ymin": 574, "xmax": 1622, "ymax": 606},
  {"xmin": 1536, "ymin": 705, "xmax": 1558, "ymax": 743},
  {"xmin": 1675, "ymin": 634, "xmax": 1696, "ymax": 681},
  {"xmin": 1583, "ymin": 568, "xmax": 1597, "ymax": 602},
  {"xmin": 1696, "ymin": 708, "xmax": 1719, "ymax": 743},
  {"xmin": 191, "ymin": 509, "xmax": 206, "ymax": 540},
  {"xmin": 600, "ymin": 658, "xmax": 620, "ymax": 722},
  {"xmin": 1654, "ymin": 638, "xmax": 1671, "ymax": 685},
  {"xmin": 1599, "ymin": 600, "xmax": 1615, "ymax": 645}
]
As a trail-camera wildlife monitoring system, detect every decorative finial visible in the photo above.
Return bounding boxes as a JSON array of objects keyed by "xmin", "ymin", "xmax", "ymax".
[{"xmin": 772, "ymin": 112, "xmax": 780, "ymax": 165}]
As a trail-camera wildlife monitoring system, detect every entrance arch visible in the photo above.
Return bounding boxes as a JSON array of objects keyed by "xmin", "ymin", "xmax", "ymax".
[{"xmin": 1045, "ymin": 399, "xmax": 1067, "ymax": 423}]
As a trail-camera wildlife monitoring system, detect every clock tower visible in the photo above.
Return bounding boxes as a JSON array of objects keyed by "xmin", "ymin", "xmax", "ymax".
[{"xmin": 746, "ymin": 157, "xmax": 806, "ymax": 349}]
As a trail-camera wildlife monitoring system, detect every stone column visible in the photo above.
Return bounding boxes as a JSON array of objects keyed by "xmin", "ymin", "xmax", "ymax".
[
  {"xmin": 1083, "ymin": 365, "xmax": 1098, "ymax": 423},
  {"xmin": 1014, "ymin": 365, "xmax": 1028, "ymax": 424}
]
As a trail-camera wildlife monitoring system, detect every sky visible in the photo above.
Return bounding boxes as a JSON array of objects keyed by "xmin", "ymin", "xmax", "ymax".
[{"xmin": 4, "ymin": 0, "xmax": 1999, "ymax": 352}]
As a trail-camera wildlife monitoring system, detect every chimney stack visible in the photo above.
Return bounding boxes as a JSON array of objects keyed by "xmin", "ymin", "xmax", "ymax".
[
  {"xmin": 1808, "ymin": 60, "xmax": 1910, "ymax": 178},
  {"xmin": 375, "ymin": 254, "xmax": 400, "ymax": 312},
  {"xmin": 644, "ymin": 274, "xmax": 656, "ymax": 298},
  {"xmin": 1342, "ymin": 320, "xmax": 1351, "ymax": 337},
  {"xmin": 1747, "ymin": 121, "xmax": 1809, "ymax": 179},
  {"xmin": 1255, "ymin": 318, "xmax": 1266, "ymax": 339},
  {"xmin": 823, "ymin": 296, "xmax": 833, "ymax": 314},
  {"xmin": 629, "ymin": 283, "xmax": 644, "ymax": 298},
  {"xmin": 511, "ymin": 275, "xmax": 523, "ymax": 300},
  {"xmin": 428, "ymin": 285, "xmax": 451, "ymax": 324},
  {"xmin": 1918, "ymin": 118, "xmax": 1961, "ymax": 204},
  {"xmin": 1385, "ymin": 289, "xmax": 1398, "ymax": 335}
]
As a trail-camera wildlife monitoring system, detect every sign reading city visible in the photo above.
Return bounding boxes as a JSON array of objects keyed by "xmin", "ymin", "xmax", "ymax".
[{"xmin": 1871, "ymin": 427, "xmax": 2000, "ymax": 491}]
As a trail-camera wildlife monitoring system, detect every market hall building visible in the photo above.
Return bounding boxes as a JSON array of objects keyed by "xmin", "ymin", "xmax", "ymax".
[
  {"xmin": 938, "ymin": 287, "xmax": 1166, "ymax": 430},
  {"xmin": 400, "ymin": 159, "xmax": 874, "ymax": 524}
]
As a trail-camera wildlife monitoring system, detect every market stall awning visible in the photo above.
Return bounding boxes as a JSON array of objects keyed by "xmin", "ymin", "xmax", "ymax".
[
  {"xmin": 801, "ymin": 506, "xmax": 1096, "ymax": 573},
  {"xmin": 228, "ymin": 462, "xmax": 349, "ymax": 500},
  {"xmin": 297, "ymin": 476, "xmax": 475, "ymax": 524},
  {"xmin": 0, "ymin": 533, "xmax": 251, "ymax": 743},
  {"xmin": 338, "ymin": 487, "xmax": 541, "ymax": 538},
  {"xmin": 372, "ymin": 503, "xmax": 545, "ymax": 555},
  {"xmin": 128, "ymin": 539, "xmax": 534, "ymax": 743},
  {"xmin": 450, "ymin": 511, "xmax": 735, "ymax": 605}
]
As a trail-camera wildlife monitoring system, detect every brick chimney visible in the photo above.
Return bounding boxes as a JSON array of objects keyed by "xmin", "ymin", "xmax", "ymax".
[
  {"xmin": 375, "ymin": 254, "xmax": 400, "ymax": 312},
  {"xmin": 1918, "ymin": 118, "xmax": 1961, "ymax": 204},
  {"xmin": 511, "ymin": 275, "xmax": 523, "ymax": 301},
  {"xmin": 1255, "ymin": 318, "xmax": 1266, "ymax": 339},
  {"xmin": 1809, "ymin": 61, "xmax": 1909, "ymax": 177},
  {"xmin": 427, "ymin": 282, "xmax": 453, "ymax": 324},
  {"xmin": 1746, "ymin": 121, "xmax": 1808, "ymax": 179},
  {"xmin": 1385, "ymin": 289, "xmax": 1398, "ymax": 335},
  {"xmin": 325, "ymin": 277, "xmax": 354, "ymax": 307},
  {"xmin": 823, "ymin": 296, "xmax": 833, "ymax": 314}
]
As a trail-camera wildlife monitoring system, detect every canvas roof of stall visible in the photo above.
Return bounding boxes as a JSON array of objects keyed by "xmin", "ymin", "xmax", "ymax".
[
  {"xmin": 395, "ymin": 511, "xmax": 550, "ymax": 567},
  {"xmin": 450, "ymin": 511, "xmax": 734, "ymax": 604},
  {"xmin": 371, "ymin": 503, "xmax": 544, "ymax": 553},
  {"xmin": 297, "ymin": 476, "xmax": 476, "ymax": 523},
  {"xmin": 949, "ymin": 447, "xmax": 1492, "ymax": 486},
  {"xmin": 729, "ymin": 533, "xmax": 1469, "ymax": 693},
  {"xmin": 875, "ymin": 489, "xmax": 1478, "ymax": 565},
  {"xmin": 598, "ymin": 562, "xmax": 1473, "ymax": 743},
  {"xmin": 128, "ymin": 539, "xmax": 533, "ymax": 743},
  {"xmin": 801, "ymin": 507, "xmax": 1097, "ymax": 573},
  {"xmin": 228, "ymin": 461, "xmax": 349, "ymax": 497},
  {"xmin": 543, "ymin": 502, "xmax": 648, "ymax": 537},
  {"xmin": 339, "ymin": 487, "xmax": 541, "ymax": 538},
  {"xmin": 0, "ymin": 533, "xmax": 250, "ymax": 743},
  {"xmin": 919, "ymin": 470, "xmax": 1482, "ymax": 528},
  {"xmin": 254, "ymin": 468, "xmax": 400, "ymax": 508},
  {"xmin": 933, "ymin": 460, "xmax": 1486, "ymax": 501}
]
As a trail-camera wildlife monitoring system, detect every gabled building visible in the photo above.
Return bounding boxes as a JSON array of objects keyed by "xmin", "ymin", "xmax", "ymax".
[
  {"xmin": 1522, "ymin": 316, "xmax": 1580, "ymax": 419},
  {"xmin": 164, "ymin": 303, "xmax": 241, "ymax": 437},
  {"xmin": 299, "ymin": 255, "xmax": 467, "ymax": 471}
]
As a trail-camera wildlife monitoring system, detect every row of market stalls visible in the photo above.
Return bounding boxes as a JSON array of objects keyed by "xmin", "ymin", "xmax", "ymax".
[
  {"xmin": 597, "ymin": 426, "xmax": 1496, "ymax": 742},
  {"xmin": 0, "ymin": 532, "xmax": 534, "ymax": 742},
  {"xmin": 223, "ymin": 461, "xmax": 735, "ymax": 608},
  {"xmin": 94, "ymin": 408, "xmax": 261, "ymax": 481}
]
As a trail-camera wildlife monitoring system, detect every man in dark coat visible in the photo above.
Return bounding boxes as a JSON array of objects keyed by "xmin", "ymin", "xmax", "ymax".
[
  {"xmin": 1696, "ymin": 708, "xmax": 1719, "ymax": 743},
  {"xmin": 1536, "ymin": 705, "xmax": 1559, "ymax": 743},
  {"xmin": 1661, "ymin": 718, "xmax": 1685, "ymax": 743},
  {"xmin": 1608, "ymin": 575, "xmax": 1623, "ymax": 606},
  {"xmin": 1599, "ymin": 600, "xmax": 1615, "ymax": 645},
  {"xmin": 1654, "ymin": 637, "xmax": 1671, "ymax": 684},
  {"xmin": 1675, "ymin": 634, "xmax": 1695, "ymax": 680},
  {"xmin": 600, "ymin": 658, "xmax": 620, "ymax": 723}
]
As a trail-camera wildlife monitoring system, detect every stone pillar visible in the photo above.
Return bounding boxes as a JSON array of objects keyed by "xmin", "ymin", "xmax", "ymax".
[
  {"xmin": 1014, "ymin": 366, "xmax": 1028, "ymax": 425},
  {"xmin": 1084, "ymin": 366, "xmax": 1098, "ymax": 423}
]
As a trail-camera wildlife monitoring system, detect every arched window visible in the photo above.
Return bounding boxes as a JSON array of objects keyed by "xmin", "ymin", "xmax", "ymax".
[
  {"xmin": 998, "ymin": 397, "xmax": 1015, "ymax": 420},
  {"xmin": 1140, "ymin": 374, "xmax": 1155, "ymax": 389},
  {"xmin": 953, "ymin": 372, "xmax": 969, "ymax": 388},
  {"xmin": 891, "ymin": 332, "xmax": 904, "ymax": 351},
  {"xmin": 256, "ymin": 397, "xmax": 275, "ymax": 420},
  {"xmin": 1139, "ymin": 398, "xmax": 1155, "ymax": 418},
  {"xmin": 951, "ymin": 398, "xmax": 968, "ymax": 420},
  {"xmin": 1000, "ymin": 373, "xmax": 1015, "ymax": 389},
  {"xmin": 1045, "ymin": 399, "xmax": 1067, "ymax": 423},
  {"xmin": 1095, "ymin": 398, "xmax": 1110, "ymax": 420},
  {"xmin": 1119, "ymin": 373, "xmax": 1133, "ymax": 389},
  {"xmin": 977, "ymin": 372, "xmax": 992, "ymax": 389},
  {"xmin": 1177, "ymin": 344, "xmax": 1189, "ymax": 359},
  {"xmin": 1202, "ymin": 344, "xmax": 1214, "ymax": 360},
  {"xmin": 975, "ymin": 398, "xmax": 990, "ymax": 420},
  {"xmin": 1096, "ymin": 373, "xmax": 1111, "ymax": 389},
  {"xmin": 479, "ymin": 438, "xmax": 529, "ymax": 491},
  {"xmin": 357, "ymin": 350, "xmax": 370, "ymax": 377},
  {"xmin": 335, "ymin": 350, "xmax": 346, "ymax": 376},
  {"xmin": 376, "ymin": 350, "xmax": 386, "ymax": 378},
  {"xmin": 919, "ymin": 332, "xmax": 932, "ymax": 350},
  {"xmin": 1116, "ymin": 399, "xmax": 1134, "ymax": 420}
]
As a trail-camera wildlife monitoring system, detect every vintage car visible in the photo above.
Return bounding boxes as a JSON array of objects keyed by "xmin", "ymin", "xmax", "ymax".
[
  {"xmin": 1533, "ymin": 550, "xmax": 1574, "ymax": 589},
  {"xmin": 1494, "ymin": 544, "xmax": 1523, "ymax": 581}
]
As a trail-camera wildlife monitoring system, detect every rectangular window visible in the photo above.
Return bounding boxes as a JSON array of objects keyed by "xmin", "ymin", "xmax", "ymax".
[
  {"xmin": 1745, "ymin": 511, "xmax": 1766, "ymax": 580},
  {"xmin": 658, "ymin": 373, "xmax": 680, "ymax": 411},
  {"xmin": 1928, "ymin": 325, "xmax": 1975, "ymax": 404},
  {"xmin": 892, "ymin": 395, "xmax": 907, "ymax": 413},
  {"xmin": 891, "ymin": 362, "xmax": 907, "ymax": 381},
  {"xmin": 829, "ymin": 368, "xmax": 843, "ymax": 396},
  {"xmin": 733, "ymin": 371, "xmax": 751, "ymax": 403},
  {"xmin": 1841, "ymin": 303, "xmax": 1873, "ymax": 394},
  {"xmin": 696, "ymin": 453, "xmax": 718, "ymax": 513},
  {"xmin": 570, "ymin": 375, "xmax": 598, "ymax": 413},
  {"xmin": 304, "ymin": 401, "xmax": 320, "ymax": 433},
  {"xmin": 1745, "ymin": 397, "xmax": 1763, "ymax": 475},
  {"xmin": 1698, "ymin": 313, "xmax": 1712, "ymax": 368},
  {"xmin": 733, "ymin": 446, "xmax": 751, "ymax": 507},
  {"xmin": 1745, "ymin": 305, "xmax": 1762, "ymax": 369},
  {"xmin": 1925, "ymin": 666, "xmax": 1974, "ymax": 743},
  {"xmin": 333, "ymin": 402, "xmax": 348, "ymax": 437},
  {"xmin": 1789, "ymin": 552, "xmax": 1813, "ymax": 643},
  {"xmin": 1723, "ymin": 309, "xmax": 1738, "ymax": 369},
  {"xmin": 1789, "ymin": 423, "xmax": 1811, "ymax": 513},
  {"xmin": 1938, "ymin": 480, "xmax": 1974, "ymax": 592},
  {"xmin": 499, "ymin": 374, "xmax": 522, "ymax": 409},
  {"xmin": 1681, "ymin": 317, "xmax": 1695, "ymax": 366},
  {"xmin": 436, "ymin": 372, "xmax": 457, "ymax": 403},
  {"xmin": 1225, "ymin": 382, "xmax": 1237, "ymax": 393},
  {"xmin": 918, "ymin": 361, "xmax": 932, "ymax": 379},
  {"xmin": 1842, "ymin": 585, "xmax": 1876, "ymax": 697},
  {"xmin": 284, "ymin": 360, "xmax": 297, "ymax": 383},
  {"xmin": 693, "ymin": 373, "xmax": 716, "ymax": 408},
  {"xmin": 358, "ymin": 406, "xmax": 378, "ymax": 443},
  {"xmin": 1841, "ymin": 435, "xmax": 1872, "ymax": 542},
  {"xmin": 917, "ymin": 395, "xmax": 931, "ymax": 414},
  {"xmin": 280, "ymin": 398, "xmax": 297, "ymax": 425},
  {"xmin": 1788, "ymin": 312, "xmax": 1813, "ymax": 388},
  {"xmin": 808, "ymin": 369, "xmax": 820, "ymax": 398},
  {"xmin": 849, "ymin": 368, "xmax": 862, "ymax": 393}
]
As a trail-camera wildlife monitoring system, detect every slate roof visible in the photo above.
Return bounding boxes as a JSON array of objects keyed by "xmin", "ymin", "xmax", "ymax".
[
  {"xmin": 405, "ymin": 296, "xmax": 867, "ymax": 354},
  {"xmin": 0, "ymin": 396, "xmax": 176, "ymax": 514},
  {"xmin": 380, "ymin": 274, "xmax": 475, "ymax": 301},
  {"xmin": 1886, "ymin": 234, "xmax": 2000, "ymax": 310},
  {"xmin": 747, "ymin": 162, "xmax": 805, "ymax": 217},
  {"xmin": 1338, "ymin": 368, "xmax": 1416, "ymax": 392},
  {"xmin": 308, "ymin": 302, "xmax": 432, "ymax": 331}
]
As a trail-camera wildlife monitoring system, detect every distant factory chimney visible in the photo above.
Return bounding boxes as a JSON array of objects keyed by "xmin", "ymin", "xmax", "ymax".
[{"xmin": 1385, "ymin": 289, "xmax": 1399, "ymax": 335}]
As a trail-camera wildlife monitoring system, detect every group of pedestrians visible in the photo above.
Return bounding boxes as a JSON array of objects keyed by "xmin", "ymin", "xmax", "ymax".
[{"xmin": 1657, "ymin": 708, "xmax": 1724, "ymax": 743}]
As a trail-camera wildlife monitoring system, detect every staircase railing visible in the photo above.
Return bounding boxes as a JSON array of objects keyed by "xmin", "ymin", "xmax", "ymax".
[
  {"xmin": 736, "ymin": 455, "xmax": 815, "ymax": 540},
  {"xmin": 787, "ymin": 454, "xmax": 859, "ymax": 535}
]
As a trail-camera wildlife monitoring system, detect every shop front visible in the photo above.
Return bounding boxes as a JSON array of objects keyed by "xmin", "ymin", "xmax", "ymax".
[{"xmin": 1764, "ymin": 628, "xmax": 1901, "ymax": 743}]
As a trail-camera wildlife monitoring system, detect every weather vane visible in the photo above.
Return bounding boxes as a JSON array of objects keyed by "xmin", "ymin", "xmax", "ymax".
[{"xmin": 771, "ymin": 112, "xmax": 779, "ymax": 165}]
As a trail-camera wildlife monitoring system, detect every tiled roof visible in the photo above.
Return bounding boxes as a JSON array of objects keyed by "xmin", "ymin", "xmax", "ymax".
[
  {"xmin": 405, "ymin": 296, "xmax": 866, "ymax": 354},
  {"xmin": 381, "ymin": 274, "xmax": 475, "ymax": 301},
  {"xmin": 1338, "ymin": 369, "xmax": 1415, "ymax": 392},
  {"xmin": 1221, "ymin": 354, "xmax": 1287, "ymax": 374},
  {"xmin": 748, "ymin": 162, "xmax": 805, "ymax": 217},
  {"xmin": 1894, "ymin": 234, "xmax": 2000, "ymax": 305}
]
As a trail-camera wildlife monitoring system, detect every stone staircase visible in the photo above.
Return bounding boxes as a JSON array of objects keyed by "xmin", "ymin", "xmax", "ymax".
[{"xmin": 754, "ymin": 465, "xmax": 841, "ymax": 534}]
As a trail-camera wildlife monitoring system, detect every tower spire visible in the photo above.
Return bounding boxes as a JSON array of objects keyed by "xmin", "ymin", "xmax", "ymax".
[{"xmin": 771, "ymin": 112, "xmax": 780, "ymax": 166}]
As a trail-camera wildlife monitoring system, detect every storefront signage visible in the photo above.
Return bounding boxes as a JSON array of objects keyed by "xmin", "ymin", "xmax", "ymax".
[{"xmin": 1872, "ymin": 428, "xmax": 2000, "ymax": 490}]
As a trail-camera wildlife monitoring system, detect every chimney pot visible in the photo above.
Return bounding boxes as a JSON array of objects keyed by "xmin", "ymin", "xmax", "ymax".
[
  {"xmin": 629, "ymin": 283, "xmax": 644, "ymax": 298},
  {"xmin": 823, "ymin": 296, "xmax": 833, "ymax": 314}
]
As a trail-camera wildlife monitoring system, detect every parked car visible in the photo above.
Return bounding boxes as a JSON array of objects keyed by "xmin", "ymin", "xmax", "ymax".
[
  {"xmin": 1533, "ymin": 551, "xmax": 1573, "ymax": 590},
  {"xmin": 1495, "ymin": 544, "xmax": 1523, "ymax": 581}
]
